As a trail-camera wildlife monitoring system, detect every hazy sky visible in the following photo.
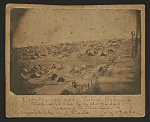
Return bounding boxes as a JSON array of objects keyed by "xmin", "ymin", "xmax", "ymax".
[{"xmin": 11, "ymin": 9, "xmax": 138, "ymax": 48}]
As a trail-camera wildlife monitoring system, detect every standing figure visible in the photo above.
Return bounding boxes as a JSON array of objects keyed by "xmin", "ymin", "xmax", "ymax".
[{"xmin": 131, "ymin": 31, "xmax": 135, "ymax": 43}]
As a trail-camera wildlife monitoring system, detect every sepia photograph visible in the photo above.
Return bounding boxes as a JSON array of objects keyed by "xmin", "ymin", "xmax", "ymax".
[
  {"xmin": 5, "ymin": 4, "xmax": 145, "ymax": 117},
  {"xmin": 10, "ymin": 7, "xmax": 141, "ymax": 95}
]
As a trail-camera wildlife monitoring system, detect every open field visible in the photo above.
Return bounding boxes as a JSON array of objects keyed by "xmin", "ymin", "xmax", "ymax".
[{"xmin": 10, "ymin": 38, "xmax": 141, "ymax": 95}]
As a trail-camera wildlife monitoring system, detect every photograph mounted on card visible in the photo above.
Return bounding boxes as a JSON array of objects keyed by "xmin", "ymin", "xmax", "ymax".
[{"xmin": 5, "ymin": 4, "xmax": 145, "ymax": 117}]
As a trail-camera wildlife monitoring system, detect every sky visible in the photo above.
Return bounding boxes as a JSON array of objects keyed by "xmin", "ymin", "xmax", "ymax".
[{"xmin": 11, "ymin": 8, "xmax": 138, "ymax": 48}]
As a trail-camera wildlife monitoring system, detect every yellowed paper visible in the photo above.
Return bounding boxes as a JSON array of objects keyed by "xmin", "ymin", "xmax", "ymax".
[{"xmin": 5, "ymin": 4, "xmax": 145, "ymax": 117}]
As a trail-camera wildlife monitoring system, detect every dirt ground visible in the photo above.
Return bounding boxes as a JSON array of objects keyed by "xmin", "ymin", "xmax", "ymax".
[{"xmin": 10, "ymin": 38, "xmax": 141, "ymax": 95}]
